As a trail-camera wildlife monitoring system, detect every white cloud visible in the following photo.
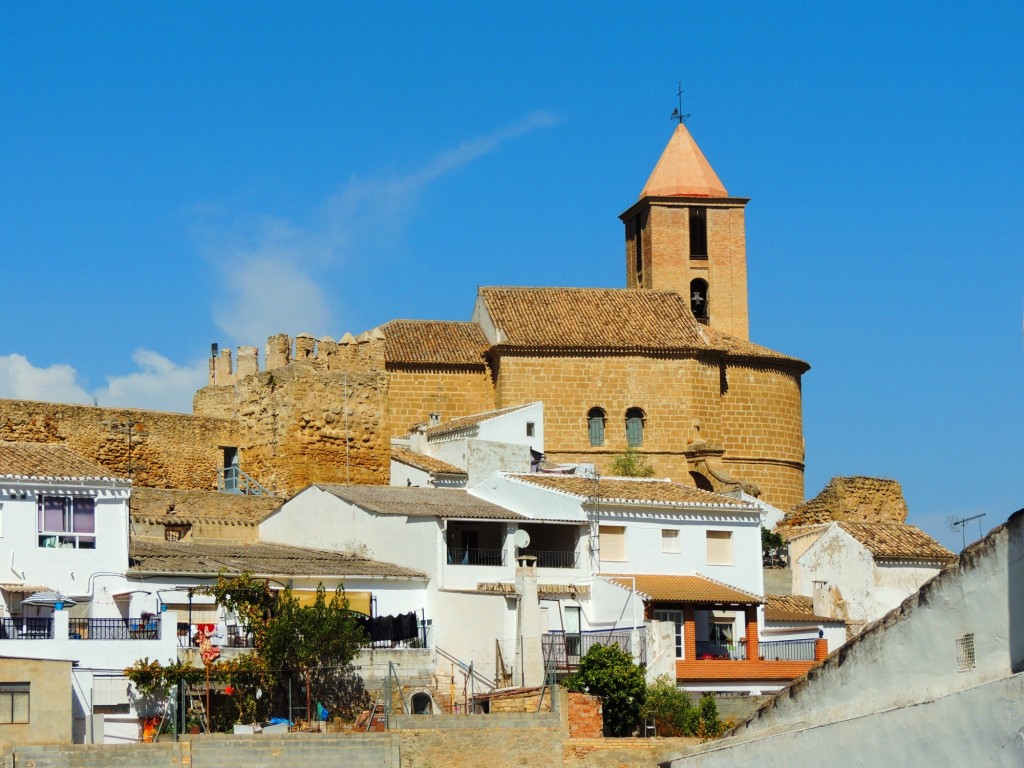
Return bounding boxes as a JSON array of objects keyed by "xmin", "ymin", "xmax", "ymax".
[
  {"xmin": 94, "ymin": 350, "xmax": 208, "ymax": 413},
  {"xmin": 0, "ymin": 351, "xmax": 206, "ymax": 414},
  {"xmin": 0, "ymin": 354, "xmax": 91, "ymax": 405},
  {"xmin": 204, "ymin": 111, "xmax": 560, "ymax": 344}
]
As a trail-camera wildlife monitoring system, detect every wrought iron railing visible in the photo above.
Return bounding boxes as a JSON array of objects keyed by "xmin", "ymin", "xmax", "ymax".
[
  {"xmin": 68, "ymin": 617, "xmax": 161, "ymax": 640},
  {"xmin": 0, "ymin": 618, "xmax": 53, "ymax": 640},
  {"xmin": 542, "ymin": 628, "xmax": 647, "ymax": 669},
  {"xmin": 217, "ymin": 466, "xmax": 272, "ymax": 496},
  {"xmin": 749, "ymin": 638, "xmax": 817, "ymax": 661},
  {"xmin": 520, "ymin": 549, "xmax": 579, "ymax": 568},
  {"xmin": 446, "ymin": 547, "xmax": 505, "ymax": 566},
  {"xmin": 695, "ymin": 640, "xmax": 746, "ymax": 660},
  {"xmin": 226, "ymin": 624, "xmax": 254, "ymax": 648}
]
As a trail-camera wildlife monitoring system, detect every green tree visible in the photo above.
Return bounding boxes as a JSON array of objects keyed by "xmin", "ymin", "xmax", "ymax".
[
  {"xmin": 761, "ymin": 526, "xmax": 786, "ymax": 567},
  {"xmin": 563, "ymin": 643, "xmax": 646, "ymax": 736},
  {"xmin": 261, "ymin": 585, "xmax": 367, "ymax": 722},
  {"xmin": 608, "ymin": 447, "xmax": 656, "ymax": 478},
  {"xmin": 641, "ymin": 675, "xmax": 698, "ymax": 737}
]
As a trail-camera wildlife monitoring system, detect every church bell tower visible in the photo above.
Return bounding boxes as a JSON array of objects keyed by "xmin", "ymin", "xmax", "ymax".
[{"xmin": 620, "ymin": 123, "xmax": 750, "ymax": 340}]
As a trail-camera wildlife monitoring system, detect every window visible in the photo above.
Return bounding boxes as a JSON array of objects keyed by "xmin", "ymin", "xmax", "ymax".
[
  {"xmin": 653, "ymin": 610, "xmax": 684, "ymax": 658},
  {"xmin": 690, "ymin": 471, "xmax": 714, "ymax": 492},
  {"xmin": 661, "ymin": 529, "xmax": 680, "ymax": 553},
  {"xmin": 164, "ymin": 524, "xmax": 192, "ymax": 542},
  {"xmin": 709, "ymin": 620, "xmax": 734, "ymax": 645},
  {"xmin": 690, "ymin": 279, "xmax": 709, "ymax": 321},
  {"xmin": 956, "ymin": 633, "xmax": 976, "ymax": 672},
  {"xmin": 625, "ymin": 408, "xmax": 645, "ymax": 447},
  {"xmin": 706, "ymin": 530, "xmax": 733, "ymax": 565},
  {"xmin": 526, "ymin": 422, "xmax": 535, "ymax": 438},
  {"xmin": 37, "ymin": 496, "xmax": 95, "ymax": 549},
  {"xmin": 588, "ymin": 408, "xmax": 606, "ymax": 447},
  {"xmin": 599, "ymin": 525, "xmax": 626, "ymax": 562},
  {"xmin": 689, "ymin": 207, "xmax": 708, "ymax": 258},
  {"xmin": 0, "ymin": 683, "xmax": 29, "ymax": 724}
]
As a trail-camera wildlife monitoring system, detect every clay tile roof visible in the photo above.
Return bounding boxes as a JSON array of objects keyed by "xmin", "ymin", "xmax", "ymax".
[
  {"xmin": 834, "ymin": 522, "xmax": 955, "ymax": 561},
  {"xmin": 317, "ymin": 485, "xmax": 524, "ymax": 520},
  {"xmin": 130, "ymin": 488, "xmax": 281, "ymax": 527},
  {"xmin": 0, "ymin": 441, "xmax": 123, "ymax": 480},
  {"xmin": 128, "ymin": 540, "xmax": 425, "ymax": 579},
  {"xmin": 424, "ymin": 404, "xmax": 531, "ymax": 438},
  {"xmin": 782, "ymin": 476, "xmax": 909, "ymax": 528},
  {"xmin": 382, "ymin": 320, "xmax": 489, "ymax": 366},
  {"xmin": 699, "ymin": 327, "xmax": 809, "ymax": 370},
  {"xmin": 391, "ymin": 448, "xmax": 466, "ymax": 476},
  {"xmin": 475, "ymin": 582, "xmax": 592, "ymax": 599},
  {"xmin": 479, "ymin": 287, "xmax": 706, "ymax": 350},
  {"xmin": 639, "ymin": 123, "xmax": 728, "ymax": 199},
  {"xmin": 509, "ymin": 474, "xmax": 758, "ymax": 511},
  {"xmin": 764, "ymin": 594, "xmax": 837, "ymax": 623},
  {"xmin": 604, "ymin": 574, "xmax": 762, "ymax": 605}
]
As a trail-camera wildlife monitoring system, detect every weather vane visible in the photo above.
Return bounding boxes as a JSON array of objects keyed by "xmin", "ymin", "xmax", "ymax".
[{"xmin": 670, "ymin": 81, "xmax": 690, "ymax": 124}]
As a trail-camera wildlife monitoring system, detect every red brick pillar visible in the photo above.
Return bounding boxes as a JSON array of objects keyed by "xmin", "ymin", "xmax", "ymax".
[
  {"xmin": 815, "ymin": 637, "xmax": 828, "ymax": 661},
  {"xmin": 744, "ymin": 607, "xmax": 759, "ymax": 661},
  {"xmin": 683, "ymin": 607, "xmax": 696, "ymax": 660}
]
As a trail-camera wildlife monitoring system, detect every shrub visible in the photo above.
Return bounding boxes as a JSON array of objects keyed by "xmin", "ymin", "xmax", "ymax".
[{"xmin": 563, "ymin": 643, "xmax": 646, "ymax": 736}]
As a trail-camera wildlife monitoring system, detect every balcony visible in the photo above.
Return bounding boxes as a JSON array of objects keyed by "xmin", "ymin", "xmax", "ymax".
[
  {"xmin": 542, "ymin": 628, "xmax": 647, "ymax": 670},
  {"xmin": 520, "ymin": 549, "xmax": 578, "ymax": 569},
  {"xmin": 677, "ymin": 637, "xmax": 825, "ymax": 682},
  {"xmin": 446, "ymin": 546, "xmax": 505, "ymax": 566},
  {"xmin": 0, "ymin": 618, "xmax": 53, "ymax": 639},
  {"xmin": 69, "ymin": 617, "xmax": 162, "ymax": 640}
]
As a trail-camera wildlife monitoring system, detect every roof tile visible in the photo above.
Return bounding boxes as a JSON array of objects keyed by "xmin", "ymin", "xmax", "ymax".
[
  {"xmin": 382, "ymin": 320, "xmax": 489, "ymax": 366},
  {"xmin": 604, "ymin": 573, "xmax": 762, "ymax": 605},
  {"xmin": 390, "ymin": 448, "xmax": 466, "ymax": 476},
  {"xmin": 317, "ymin": 485, "xmax": 523, "ymax": 520},
  {"xmin": 130, "ymin": 487, "xmax": 281, "ymax": 527},
  {"xmin": 0, "ymin": 441, "xmax": 122, "ymax": 480},
  {"xmin": 510, "ymin": 474, "xmax": 758, "ymax": 510}
]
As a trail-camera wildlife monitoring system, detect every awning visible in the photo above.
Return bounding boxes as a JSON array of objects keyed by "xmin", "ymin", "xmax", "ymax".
[
  {"xmin": 22, "ymin": 591, "xmax": 78, "ymax": 607},
  {"xmin": 0, "ymin": 584, "xmax": 53, "ymax": 594},
  {"xmin": 603, "ymin": 574, "xmax": 762, "ymax": 606},
  {"xmin": 291, "ymin": 591, "xmax": 372, "ymax": 616}
]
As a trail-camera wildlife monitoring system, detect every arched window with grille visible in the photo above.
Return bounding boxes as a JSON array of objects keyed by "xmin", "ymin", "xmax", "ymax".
[
  {"xmin": 588, "ymin": 407, "xmax": 607, "ymax": 447},
  {"xmin": 625, "ymin": 407, "xmax": 645, "ymax": 447}
]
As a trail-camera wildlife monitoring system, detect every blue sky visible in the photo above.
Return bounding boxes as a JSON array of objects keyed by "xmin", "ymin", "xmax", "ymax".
[{"xmin": 1, "ymin": 3, "xmax": 1021, "ymax": 551}]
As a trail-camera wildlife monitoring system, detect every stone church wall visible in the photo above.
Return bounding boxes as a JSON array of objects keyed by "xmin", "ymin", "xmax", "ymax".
[
  {"xmin": 387, "ymin": 366, "xmax": 494, "ymax": 437},
  {"xmin": 0, "ymin": 399, "xmax": 236, "ymax": 490}
]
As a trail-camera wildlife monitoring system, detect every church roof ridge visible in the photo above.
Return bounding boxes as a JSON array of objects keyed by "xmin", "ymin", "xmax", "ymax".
[{"xmin": 639, "ymin": 123, "xmax": 728, "ymax": 199}]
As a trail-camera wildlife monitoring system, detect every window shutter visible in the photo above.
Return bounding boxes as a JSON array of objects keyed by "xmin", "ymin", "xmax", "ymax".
[
  {"xmin": 706, "ymin": 531, "xmax": 733, "ymax": 565},
  {"xmin": 599, "ymin": 526, "xmax": 626, "ymax": 562}
]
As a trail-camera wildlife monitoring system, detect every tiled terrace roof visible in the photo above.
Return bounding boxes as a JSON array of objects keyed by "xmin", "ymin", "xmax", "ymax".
[
  {"xmin": 764, "ymin": 594, "xmax": 837, "ymax": 623},
  {"xmin": 424, "ymin": 404, "xmax": 531, "ymax": 438},
  {"xmin": 0, "ymin": 441, "xmax": 122, "ymax": 480},
  {"xmin": 317, "ymin": 485, "xmax": 523, "ymax": 520},
  {"xmin": 129, "ymin": 540, "xmax": 425, "ymax": 579},
  {"xmin": 604, "ymin": 574, "xmax": 762, "ymax": 606},
  {"xmin": 390, "ymin": 448, "xmax": 467, "ymax": 477},
  {"xmin": 381, "ymin": 320, "xmax": 489, "ymax": 366},
  {"xmin": 131, "ymin": 487, "xmax": 281, "ymax": 527},
  {"xmin": 509, "ymin": 474, "xmax": 758, "ymax": 511}
]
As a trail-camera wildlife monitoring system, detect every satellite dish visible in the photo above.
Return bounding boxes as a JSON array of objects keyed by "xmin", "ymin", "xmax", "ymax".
[{"xmin": 513, "ymin": 529, "xmax": 531, "ymax": 549}]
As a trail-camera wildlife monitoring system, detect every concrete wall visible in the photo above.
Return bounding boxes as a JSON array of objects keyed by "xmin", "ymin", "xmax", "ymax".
[
  {"xmin": 0, "ymin": 657, "xmax": 72, "ymax": 750},
  {"xmin": 667, "ymin": 510, "xmax": 1024, "ymax": 767}
]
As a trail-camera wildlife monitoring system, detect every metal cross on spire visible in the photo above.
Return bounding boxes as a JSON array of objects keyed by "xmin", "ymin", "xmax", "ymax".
[{"xmin": 670, "ymin": 81, "xmax": 691, "ymax": 124}]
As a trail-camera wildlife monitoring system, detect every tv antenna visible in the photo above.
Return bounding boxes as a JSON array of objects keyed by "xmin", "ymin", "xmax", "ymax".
[
  {"xmin": 945, "ymin": 513, "xmax": 986, "ymax": 550},
  {"xmin": 670, "ymin": 81, "xmax": 690, "ymax": 124}
]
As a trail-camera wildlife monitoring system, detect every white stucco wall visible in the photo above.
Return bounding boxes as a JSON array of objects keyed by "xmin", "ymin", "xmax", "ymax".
[
  {"xmin": 668, "ymin": 510, "xmax": 1024, "ymax": 768},
  {"xmin": 389, "ymin": 461, "xmax": 433, "ymax": 488}
]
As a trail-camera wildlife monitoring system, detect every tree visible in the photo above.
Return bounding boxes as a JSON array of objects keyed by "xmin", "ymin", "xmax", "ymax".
[
  {"xmin": 563, "ymin": 643, "xmax": 646, "ymax": 736},
  {"xmin": 761, "ymin": 526, "xmax": 787, "ymax": 568},
  {"xmin": 641, "ymin": 675, "xmax": 698, "ymax": 737},
  {"xmin": 261, "ymin": 585, "xmax": 367, "ymax": 723},
  {"xmin": 607, "ymin": 447, "xmax": 656, "ymax": 478}
]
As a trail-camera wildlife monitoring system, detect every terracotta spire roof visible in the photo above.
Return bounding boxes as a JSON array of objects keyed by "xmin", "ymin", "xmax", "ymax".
[{"xmin": 639, "ymin": 123, "xmax": 728, "ymax": 199}]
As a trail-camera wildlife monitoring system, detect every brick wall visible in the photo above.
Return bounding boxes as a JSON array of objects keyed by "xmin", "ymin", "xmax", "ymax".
[{"xmin": 0, "ymin": 399, "xmax": 237, "ymax": 491}]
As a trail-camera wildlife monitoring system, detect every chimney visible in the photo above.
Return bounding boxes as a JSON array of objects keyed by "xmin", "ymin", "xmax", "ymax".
[
  {"xmin": 513, "ymin": 555, "xmax": 544, "ymax": 688},
  {"xmin": 812, "ymin": 580, "xmax": 831, "ymax": 618},
  {"xmin": 428, "ymin": 412, "xmax": 441, "ymax": 427}
]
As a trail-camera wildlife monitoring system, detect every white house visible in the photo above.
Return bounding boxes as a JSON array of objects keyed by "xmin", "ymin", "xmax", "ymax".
[{"xmin": 787, "ymin": 521, "xmax": 955, "ymax": 637}]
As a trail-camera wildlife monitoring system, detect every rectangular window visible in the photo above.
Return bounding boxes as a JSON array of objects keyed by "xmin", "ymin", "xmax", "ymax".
[
  {"xmin": 653, "ymin": 610, "xmax": 684, "ymax": 658},
  {"xmin": 661, "ymin": 529, "xmax": 680, "ymax": 553},
  {"xmin": 526, "ymin": 422, "xmax": 535, "ymax": 438},
  {"xmin": 599, "ymin": 525, "xmax": 626, "ymax": 562},
  {"xmin": 706, "ymin": 530, "xmax": 733, "ymax": 565},
  {"xmin": 0, "ymin": 683, "xmax": 29, "ymax": 724},
  {"xmin": 689, "ymin": 207, "xmax": 708, "ymax": 258},
  {"xmin": 37, "ymin": 497, "xmax": 95, "ymax": 549}
]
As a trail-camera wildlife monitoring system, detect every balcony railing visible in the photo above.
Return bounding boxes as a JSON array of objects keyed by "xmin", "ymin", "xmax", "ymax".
[
  {"xmin": 695, "ymin": 640, "xmax": 746, "ymax": 660},
  {"xmin": 542, "ymin": 628, "xmax": 647, "ymax": 670},
  {"xmin": 0, "ymin": 618, "xmax": 53, "ymax": 640},
  {"xmin": 68, "ymin": 617, "xmax": 161, "ymax": 640},
  {"xmin": 520, "ymin": 549, "xmax": 579, "ymax": 569},
  {"xmin": 691, "ymin": 638, "xmax": 818, "ymax": 662},
  {"xmin": 447, "ymin": 547, "xmax": 505, "ymax": 566},
  {"xmin": 750, "ymin": 638, "xmax": 817, "ymax": 661}
]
